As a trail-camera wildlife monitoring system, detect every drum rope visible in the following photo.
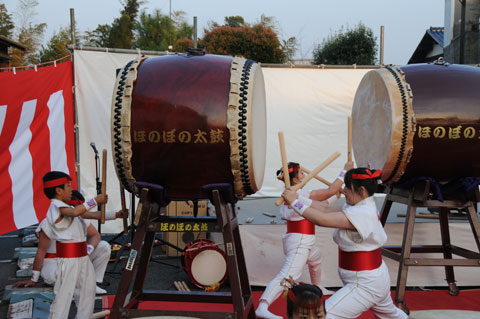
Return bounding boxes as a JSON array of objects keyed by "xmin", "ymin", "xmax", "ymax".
[
  {"xmin": 384, "ymin": 66, "xmax": 409, "ymax": 184},
  {"xmin": 238, "ymin": 59, "xmax": 255, "ymax": 195},
  {"xmin": 112, "ymin": 60, "xmax": 135, "ymax": 192}
]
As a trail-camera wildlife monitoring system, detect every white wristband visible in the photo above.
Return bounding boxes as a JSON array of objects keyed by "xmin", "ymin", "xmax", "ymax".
[
  {"xmin": 83, "ymin": 198, "xmax": 97, "ymax": 211},
  {"xmin": 31, "ymin": 270, "xmax": 40, "ymax": 282},
  {"xmin": 337, "ymin": 170, "xmax": 347, "ymax": 182},
  {"xmin": 87, "ymin": 244, "xmax": 95, "ymax": 255},
  {"xmin": 291, "ymin": 199, "xmax": 310, "ymax": 216},
  {"xmin": 327, "ymin": 195, "xmax": 339, "ymax": 205},
  {"xmin": 105, "ymin": 211, "xmax": 116, "ymax": 220},
  {"xmin": 298, "ymin": 195, "xmax": 313, "ymax": 207}
]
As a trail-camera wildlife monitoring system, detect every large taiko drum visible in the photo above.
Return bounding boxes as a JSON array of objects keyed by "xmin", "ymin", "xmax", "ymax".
[
  {"xmin": 181, "ymin": 239, "xmax": 227, "ymax": 289},
  {"xmin": 352, "ymin": 61, "xmax": 480, "ymax": 184},
  {"xmin": 111, "ymin": 50, "xmax": 266, "ymax": 200}
]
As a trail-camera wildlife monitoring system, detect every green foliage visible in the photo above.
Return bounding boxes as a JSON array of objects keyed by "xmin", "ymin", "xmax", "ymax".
[
  {"xmin": 282, "ymin": 36, "xmax": 298, "ymax": 64},
  {"xmin": 134, "ymin": 9, "xmax": 192, "ymax": 51},
  {"xmin": 0, "ymin": 4, "xmax": 14, "ymax": 38},
  {"xmin": 224, "ymin": 16, "xmax": 245, "ymax": 27},
  {"xmin": 313, "ymin": 22, "xmax": 377, "ymax": 65},
  {"xmin": 10, "ymin": 0, "xmax": 46, "ymax": 66},
  {"xmin": 202, "ymin": 24, "xmax": 286, "ymax": 63},
  {"xmin": 38, "ymin": 27, "xmax": 72, "ymax": 63},
  {"xmin": 82, "ymin": 24, "xmax": 112, "ymax": 47}
]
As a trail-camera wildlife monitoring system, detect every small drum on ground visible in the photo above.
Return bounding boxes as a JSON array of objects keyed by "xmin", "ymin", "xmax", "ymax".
[
  {"xmin": 111, "ymin": 50, "xmax": 266, "ymax": 201},
  {"xmin": 181, "ymin": 239, "xmax": 227, "ymax": 289},
  {"xmin": 352, "ymin": 60, "xmax": 480, "ymax": 184}
]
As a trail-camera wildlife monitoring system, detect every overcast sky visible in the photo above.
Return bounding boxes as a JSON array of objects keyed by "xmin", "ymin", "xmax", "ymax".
[{"xmin": 4, "ymin": 0, "xmax": 444, "ymax": 64}]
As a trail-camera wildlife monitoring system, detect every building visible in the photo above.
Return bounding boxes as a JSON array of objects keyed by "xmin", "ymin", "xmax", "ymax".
[
  {"xmin": 408, "ymin": 27, "xmax": 445, "ymax": 64},
  {"xmin": 0, "ymin": 35, "xmax": 26, "ymax": 69}
]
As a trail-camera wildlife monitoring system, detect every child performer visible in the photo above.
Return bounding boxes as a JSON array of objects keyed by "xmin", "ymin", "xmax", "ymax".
[
  {"xmin": 255, "ymin": 161, "xmax": 353, "ymax": 319},
  {"xmin": 14, "ymin": 190, "xmax": 125, "ymax": 295},
  {"xmin": 42, "ymin": 171, "xmax": 108, "ymax": 319},
  {"xmin": 286, "ymin": 280, "xmax": 325, "ymax": 319},
  {"xmin": 282, "ymin": 168, "xmax": 408, "ymax": 319}
]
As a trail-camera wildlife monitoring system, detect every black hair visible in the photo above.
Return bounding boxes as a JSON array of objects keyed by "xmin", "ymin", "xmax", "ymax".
[
  {"xmin": 71, "ymin": 190, "xmax": 85, "ymax": 202},
  {"xmin": 344, "ymin": 167, "xmax": 381, "ymax": 197},
  {"xmin": 286, "ymin": 283, "xmax": 324, "ymax": 318},
  {"xmin": 42, "ymin": 171, "xmax": 71, "ymax": 199},
  {"xmin": 276, "ymin": 162, "xmax": 301, "ymax": 183}
]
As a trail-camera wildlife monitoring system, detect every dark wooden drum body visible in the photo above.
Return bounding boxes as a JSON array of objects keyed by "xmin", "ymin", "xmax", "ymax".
[
  {"xmin": 352, "ymin": 61, "xmax": 480, "ymax": 184},
  {"xmin": 111, "ymin": 53, "xmax": 266, "ymax": 199}
]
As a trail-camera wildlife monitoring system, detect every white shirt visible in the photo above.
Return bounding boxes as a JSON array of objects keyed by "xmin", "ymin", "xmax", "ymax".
[
  {"xmin": 280, "ymin": 188, "xmax": 311, "ymax": 221},
  {"xmin": 46, "ymin": 199, "xmax": 87, "ymax": 243},
  {"xmin": 333, "ymin": 196, "xmax": 387, "ymax": 252}
]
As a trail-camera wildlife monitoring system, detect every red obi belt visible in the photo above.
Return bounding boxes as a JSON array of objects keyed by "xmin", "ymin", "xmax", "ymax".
[
  {"xmin": 339, "ymin": 248, "xmax": 382, "ymax": 271},
  {"xmin": 287, "ymin": 219, "xmax": 315, "ymax": 235},
  {"xmin": 55, "ymin": 241, "xmax": 87, "ymax": 258}
]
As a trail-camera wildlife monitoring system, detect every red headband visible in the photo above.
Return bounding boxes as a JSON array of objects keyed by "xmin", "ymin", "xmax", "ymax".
[
  {"xmin": 67, "ymin": 199, "xmax": 84, "ymax": 206},
  {"xmin": 352, "ymin": 169, "xmax": 382, "ymax": 180},
  {"xmin": 43, "ymin": 176, "xmax": 71, "ymax": 189},
  {"xmin": 277, "ymin": 164, "xmax": 300, "ymax": 181}
]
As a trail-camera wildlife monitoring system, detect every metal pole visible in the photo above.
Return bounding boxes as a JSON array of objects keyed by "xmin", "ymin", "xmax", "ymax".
[
  {"xmin": 379, "ymin": 26, "xmax": 384, "ymax": 65},
  {"xmin": 193, "ymin": 16, "xmax": 197, "ymax": 48},
  {"xmin": 459, "ymin": 0, "xmax": 466, "ymax": 64},
  {"xmin": 70, "ymin": 8, "xmax": 81, "ymax": 190},
  {"xmin": 169, "ymin": 0, "xmax": 172, "ymax": 50}
]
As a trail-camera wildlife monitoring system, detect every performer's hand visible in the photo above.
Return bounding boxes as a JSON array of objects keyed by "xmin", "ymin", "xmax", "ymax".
[
  {"xmin": 282, "ymin": 187, "xmax": 298, "ymax": 204},
  {"xmin": 12, "ymin": 279, "xmax": 36, "ymax": 288},
  {"xmin": 95, "ymin": 194, "xmax": 108, "ymax": 204},
  {"xmin": 115, "ymin": 209, "xmax": 128, "ymax": 219},
  {"xmin": 344, "ymin": 161, "xmax": 354, "ymax": 171}
]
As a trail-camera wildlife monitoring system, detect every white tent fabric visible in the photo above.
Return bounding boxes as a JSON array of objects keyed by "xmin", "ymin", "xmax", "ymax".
[{"xmin": 74, "ymin": 50, "xmax": 372, "ymax": 233}]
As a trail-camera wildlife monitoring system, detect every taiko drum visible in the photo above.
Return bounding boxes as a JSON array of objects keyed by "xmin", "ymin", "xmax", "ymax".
[
  {"xmin": 352, "ymin": 60, "xmax": 480, "ymax": 184},
  {"xmin": 111, "ymin": 51, "xmax": 266, "ymax": 200}
]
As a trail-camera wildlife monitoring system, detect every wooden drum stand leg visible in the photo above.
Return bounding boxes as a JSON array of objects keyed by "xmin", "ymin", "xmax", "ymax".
[
  {"xmin": 380, "ymin": 182, "xmax": 480, "ymax": 315},
  {"xmin": 109, "ymin": 187, "xmax": 255, "ymax": 319}
]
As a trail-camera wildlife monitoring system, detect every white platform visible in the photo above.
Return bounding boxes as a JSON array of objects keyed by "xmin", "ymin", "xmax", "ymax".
[{"xmin": 239, "ymin": 222, "xmax": 480, "ymax": 287}]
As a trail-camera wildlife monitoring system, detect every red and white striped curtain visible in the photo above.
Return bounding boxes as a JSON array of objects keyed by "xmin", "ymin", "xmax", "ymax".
[{"xmin": 0, "ymin": 60, "xmax": 77, "ymax": 235}]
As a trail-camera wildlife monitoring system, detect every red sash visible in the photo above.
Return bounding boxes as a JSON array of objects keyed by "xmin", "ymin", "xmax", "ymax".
[
  {"xmin": 339, "ymin": 248, "xmax": 382, "ymax": 271},
  {"xmin": 56, "ymin": 241, "xmax": 87, "ymax": 258},
  {"xmin": 287, "ymin": 219, "xmax": 315, "ymax": 235},
  {"xmin": 45, "ymin": 253, "xmax": 57, "ymax": 259}
]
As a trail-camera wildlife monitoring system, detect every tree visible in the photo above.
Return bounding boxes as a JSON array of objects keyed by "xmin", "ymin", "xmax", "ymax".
[
  {"xmin": 202, "ymin": 23, "xmax": 286, "ymax": 63},
  {"xmin": 282, "ymin": 36, "xmax": 298, "ymax": 64},
  {"xmin": 10, "ymin": 0, "xmax": 46, "ymax": 66},
  {"xmin": 313, "ymin": 22, "xmax": 377, "ymax": 65},
  {"xmin": 0, "ymin": 4, "xmax": 14, "ymax": 38},
  {"xmin": 224, "ymin": 16, "xmax": 245, "ymax": 27},
  {"xmin": 134, "ymin": 9, "xmax": 192, "ymax": 51},
  {"xmin": 82, "ymin": 24, "xmax": 112, "ymax": 47},
  {"xmin": 38, "ymin": 27, "xmax": 72, "ymax": 62}
]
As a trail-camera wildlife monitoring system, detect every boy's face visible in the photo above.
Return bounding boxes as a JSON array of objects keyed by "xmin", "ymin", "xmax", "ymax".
[
  {"xmin": 292, "ymin": 303, "xmax": 325, "ymax": 319},
  {"xmin": 292, "ymin": 170, "xmax": 305, "ymax": 186},
  {"xmin": 57, "ymin": 182, "xmax": 72, "ymax": 202}
]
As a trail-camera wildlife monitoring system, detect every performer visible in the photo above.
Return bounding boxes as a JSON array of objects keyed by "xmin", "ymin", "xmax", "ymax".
[
  {"xmin": 13, "ymin": 190, "xmax": 125, "ymax": 295},
  {"xmin": 255, "ymin": 161, "xmax": 353, "ymax": 319},
  {"xmin": 286, "ymin": 280, "xmax": 325, "ymax": 319},
  {"xmin": 41, "ymin": 171, "xmax": 108, "ymax": 319},
  {"xmin": 282, "ymin": 167, "xmax": 408, "ymax": 319}
]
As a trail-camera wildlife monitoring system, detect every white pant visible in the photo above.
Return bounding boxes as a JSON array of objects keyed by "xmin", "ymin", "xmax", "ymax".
[
  {"xmin": 42, "ymin": 240, "xmax": 111, "ymax": 285},
  {"xmin": 325, "ymin": 261, "xmax": 408, "ymax": 319},
  {"xmin": 259, "ymin": 232, "xmax": 323, "ymax": 305},
  {"xmin": 49, "ymin": 255, "xmax": 96, "ymax": 319}
]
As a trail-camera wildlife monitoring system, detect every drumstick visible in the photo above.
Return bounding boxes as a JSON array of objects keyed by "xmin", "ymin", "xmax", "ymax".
[
  {"xmin": 301, "ymin": 166, "xmax": 346, "ymax": 195},
  {"xmin": 275, "ymin": 152, "xmax": 341, "ymax": 206},
  {"xmin": 348, "ymin": 116, "xmax": 352, "ymax": 162},
  {"xmin": 92, "ymin": 310, "xmax": 110, "ymax": 318},
  {"xmin": 100, "ymin": 149, "xmax": 107, "ymax": 224},
  {"xmin": 278, "ymin": 132, "xmax": 291, "ymax": 188},
  {"xmin": 300, "ymin": 166, "xmax": 331, "ymax": 186},
  {"xmin": 120, "ymin": 185, "xmax": 128, "ymax": 233}
]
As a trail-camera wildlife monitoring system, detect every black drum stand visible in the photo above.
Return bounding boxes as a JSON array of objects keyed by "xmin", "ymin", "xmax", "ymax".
[
  {"xmin": 109, "ymin": 184, "xmax": 255, "ymax": 319},
  {"xmin": 379, "ymin": 180, "xmax": 480, "ymax": 314}
]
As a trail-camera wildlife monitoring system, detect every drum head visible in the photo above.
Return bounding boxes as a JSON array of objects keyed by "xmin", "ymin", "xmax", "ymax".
[
  {"xmin": 190, "ymin": 249, "xmax": 227, "ymax": 287},
  {"xmin": 351, "ymin": 67, "xmax": 414, "ymax": 183}
]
